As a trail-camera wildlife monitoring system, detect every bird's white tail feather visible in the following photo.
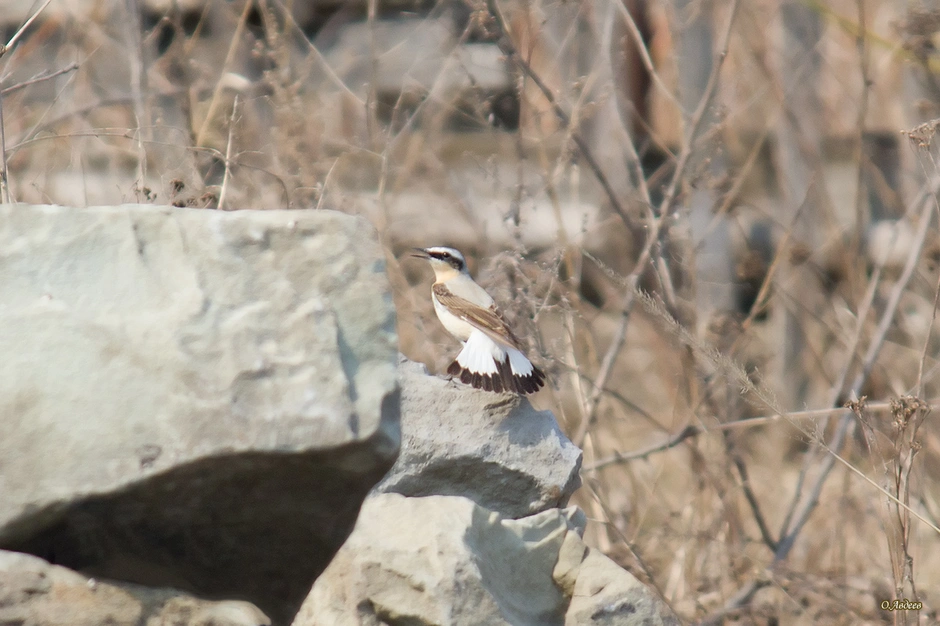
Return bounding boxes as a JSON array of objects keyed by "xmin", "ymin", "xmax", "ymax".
[
  {"xmin": 506, "ymin": 347, "xmax": 534, "ymax": 376},
  {"xmin": 456, "ymin": 330, "xmax": 504, "ymax": 375},
  {"xmin": 449, "ymin": 330, "xmax": 545, "ymax": 395}
]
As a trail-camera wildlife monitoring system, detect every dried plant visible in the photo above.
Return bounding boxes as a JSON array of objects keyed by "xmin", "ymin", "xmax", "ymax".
[{"xmin": 3, "ymin": 0, "xmax": 940, "ymax": 624}]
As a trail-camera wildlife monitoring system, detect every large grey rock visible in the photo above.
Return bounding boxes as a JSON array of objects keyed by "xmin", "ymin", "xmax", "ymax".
[
  {"xmin": 0, "ymin": 550, "xmax": 270, "ymax": 626},
  {"xmin": 377, "ymin": 358, "xmax": 581, "ymax": 518},
  {"xmin": 292, "ymin": 493, "xmax": 679, "ymax": 626},
  {"xmin": 0, "ymin": 205, "xmax": 400, "ymax": 624}
]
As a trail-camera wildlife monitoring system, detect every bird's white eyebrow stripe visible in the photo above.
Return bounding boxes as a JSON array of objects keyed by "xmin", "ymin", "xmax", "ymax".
[{"xmin": 423, "ymin": 246, "xmax": 465, "ymax": 264}]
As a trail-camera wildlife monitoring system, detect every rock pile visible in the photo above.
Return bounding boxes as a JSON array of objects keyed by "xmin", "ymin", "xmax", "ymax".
[
  {"xmin": 0, "ymin": 204, "xmax": 677, "ymax": 626},
  {"xmin": 293, "ymin": 359, "xmax": 679, "ymax": 626}
]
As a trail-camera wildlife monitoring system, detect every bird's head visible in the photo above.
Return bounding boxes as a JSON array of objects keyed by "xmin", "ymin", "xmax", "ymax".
[{"xmin": 411, "ymin": 246, "xmax": 468, "ymax": 281}]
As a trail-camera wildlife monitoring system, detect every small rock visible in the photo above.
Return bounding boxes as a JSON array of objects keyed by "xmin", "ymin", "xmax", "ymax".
[{"xmin": 0, "ymin": 550, "xmax": 271, "ymax": 626}]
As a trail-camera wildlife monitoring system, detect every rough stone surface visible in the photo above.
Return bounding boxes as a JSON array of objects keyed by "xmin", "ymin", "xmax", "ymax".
[
  {"xmin": 0, "ymin": 205, "xmax": 400, "ymax": 624},
  {"xmin": 562, "ymin": 549, "xmax": 680, "ymax": 626},
  {"xmin": 0, "ymin": 550, "xmax": 271, "ymax": 626},
  {"xmin": 292, "ymin": 493, "xmax": 679, "ymax": 626},
  {"xmin": 377, "ymin": 358, "xmax": 582, "ymax": 518}
]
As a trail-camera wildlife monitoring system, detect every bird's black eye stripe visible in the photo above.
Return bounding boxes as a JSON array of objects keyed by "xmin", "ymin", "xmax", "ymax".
[{"xmin": 428, "ymin": 250, "xmax": 463, "ymax": 269}]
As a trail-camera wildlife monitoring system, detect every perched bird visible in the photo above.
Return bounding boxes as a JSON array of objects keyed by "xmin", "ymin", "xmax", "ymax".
[{"xmin": 412, "ymin": 246, "xmax": 546, "ymax": 394}]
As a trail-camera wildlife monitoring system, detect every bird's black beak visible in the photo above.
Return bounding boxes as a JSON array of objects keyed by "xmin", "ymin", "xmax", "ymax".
[{"xmin": 410, "ymin": 247, "xmax": 430, "ymax": 259}]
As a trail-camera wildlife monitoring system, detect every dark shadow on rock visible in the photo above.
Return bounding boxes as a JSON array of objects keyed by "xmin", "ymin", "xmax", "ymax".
[
  {"xmin": 0, "ymin": 390, "xmax": 401, "ymax": 626},
  {"xmin": 383, "ymin": 457, "xmax": 541, "ymax": 516}
]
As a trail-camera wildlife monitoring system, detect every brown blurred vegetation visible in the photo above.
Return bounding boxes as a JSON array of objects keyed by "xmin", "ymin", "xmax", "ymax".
[{"xmin": 2, "ymin": 0, "xmax": 940, "ymax": 623}]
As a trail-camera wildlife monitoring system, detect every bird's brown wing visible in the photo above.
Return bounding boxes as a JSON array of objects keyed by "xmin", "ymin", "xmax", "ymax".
[{"xmin": 433, "ymin": 283, "xmax": 523, "ymax": 350}]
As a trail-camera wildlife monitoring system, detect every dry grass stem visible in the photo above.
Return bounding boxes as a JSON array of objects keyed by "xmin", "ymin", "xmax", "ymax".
[{"xmin": 4, "ymin": 2, "xmax": 940, "ymax": 622}]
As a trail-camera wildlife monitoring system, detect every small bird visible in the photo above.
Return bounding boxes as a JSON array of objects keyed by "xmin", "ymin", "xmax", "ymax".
[{"xmin": 412, "ymin": 246, "xmax": 546, "ymax": 394}]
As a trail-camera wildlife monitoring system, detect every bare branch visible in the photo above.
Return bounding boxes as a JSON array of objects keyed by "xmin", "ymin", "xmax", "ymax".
[
  {"xmin": 0, "ymin": 0, "xmax": 53, "ymax": 58},
  {"xmin": 577, "ymin": 0, "xmax": 742, "ymax": 445},
  {"xmin": 195, "ymin": 0, "xmax": 253, "ymax": 148},
  {"xmin": 584, "ymin": 402, "xmax": 913, "ymax": 472},
  {"xmin": 726, "ymin": 437, "xmax": 779, "ymax": 552},
  {"xmin": 774, "ymin": 182, "xmax": 938, "ymax": 562},
  {"xmin": 217, "ymin": 96, "xmax": 239, "ymax": 210},
  {"xmin": 487, "ymin": 0, "xmax": 637, "ymax": 233},
  {"xmin": 0, "ymin": 87, "xmax": 7, "ymax": 204},
  {"xmin": 0, "ymin": 63, "xmax": 80, "ymax": 97},
  {"xmin": 697, "ymin": 578, "xmax": 772, "ymax": 626},
  {"xmin": 0, "ymin": 0, "xmax": 52, "ymax": 202},
  {"xmin": 610, "ymin": 0, "xmax": 681, "ymax": 111}
]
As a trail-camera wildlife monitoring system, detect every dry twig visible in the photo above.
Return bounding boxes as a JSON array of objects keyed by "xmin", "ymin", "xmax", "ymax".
[
  {"xmin": 701, "ymin": 179, "xmax": 940, "ymax": 623},
  {"xmin": 575, "ymin": 0, "xmax": 742, "ymax": 447},
  {"xmin": 217, "ymin": 96, "xmax": 239, "ymax": 210},
  {"xmin": 0, "ymin": 0, "xmax": 55, "ymax": 203}
]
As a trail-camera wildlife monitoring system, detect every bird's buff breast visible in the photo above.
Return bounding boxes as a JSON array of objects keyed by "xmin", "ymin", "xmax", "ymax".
[{"xmin": 432, "ymin": 294, "xmax": 476, "ymax": 342}]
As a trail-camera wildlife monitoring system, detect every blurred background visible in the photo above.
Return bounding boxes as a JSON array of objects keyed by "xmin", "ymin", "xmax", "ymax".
[{"xmin": 2, "ymin": 0, "xmax": 940, "ymax": 623}]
